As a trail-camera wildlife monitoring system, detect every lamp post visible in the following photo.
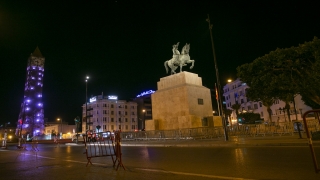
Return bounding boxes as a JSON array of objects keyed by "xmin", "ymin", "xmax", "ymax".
[
  {"xmin": 74, "ymin": 116, "xmax": 80, "ymax": 143},
  {"xmin": 206, "ymin": 14, "xmax": 228, "ymax": 141},
  {"xmin": 85, "ymin": 76, "xmax": 89, "ymax": 131},
  {"xmin": 57, "ymin": 118, "xmax": 62, "ymax": 139},
  {"xmin": 142, "ymin": 109, "xmax": 146, "ymax": 131}
]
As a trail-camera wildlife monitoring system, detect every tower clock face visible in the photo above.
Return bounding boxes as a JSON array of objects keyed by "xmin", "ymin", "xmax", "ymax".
[{"xmin": 33, "ymin": 59, "xmax": 44, "ymax": 66}]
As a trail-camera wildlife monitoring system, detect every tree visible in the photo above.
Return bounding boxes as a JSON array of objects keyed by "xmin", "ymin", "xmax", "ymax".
[
  {"xmin": 231, "ymin": 104, "xmax": 241, "ymax": 117},
  {"xmin": 237, "ymin": 37, "xmax": 320, "ymax": 122},
  {"xmin": 224, "ymin": 108, "xmax": 233, "ymax": 126},
  {"xmin": 231, "ymin": 104, "xmax": 241, "ymax": 125}
]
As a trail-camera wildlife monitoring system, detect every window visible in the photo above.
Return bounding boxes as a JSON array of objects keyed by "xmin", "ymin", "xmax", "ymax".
[
  {"xmin": 111, "ymin": 111, "xmax": 114, "ymax": 115},
  {"xmin": 111, "ymin": 118, "xmax": 114, "ymax": 122},
  {"xmin": 125, "ymin": 105, "xmax": 127, "ymax": 109},
  {"xmin": 259, "ymin": 102, "xmax": 262, "ymax": 107},
  {"xmin": 119, "ymin": 125, "xmax": 121, "ymax": 130},
  {"xmin": 125, "ymin": 111, "xmax": 127, "ymax": 115},
  {"xmin": 132, "ymin": 118, "xmax": 134, "ymax": 122},
  {"xmin": 111, "ymin": 125, "xmax": 114, "ymax": 130},
  {"xmin": 111, "ymin": 104, "xmax": 114, "ymax": 108},
  {"xmin": 118, "ymin": 111, "xmax": 121, "ymax": 115},
  {"xmin": 241, "ymin": 99, "xmax": 244, "ymax": 104},
  {"xmin": 125, "ymin": 118, "xmax": 128, "ymax": 122},
  {"xmin": 118, "ymin": 118, "xmax": 121, "ymax": 122},
  {"xmin": 132, "ymin": 125, "xmax": 135, "ymax": 129},
  {"xmin": 198, "ymin": 98, "xmax": 204, "ymax": 105},
  {"xmin": 125, "ymin": 125, "xmax": 128, "ymax": 130}
]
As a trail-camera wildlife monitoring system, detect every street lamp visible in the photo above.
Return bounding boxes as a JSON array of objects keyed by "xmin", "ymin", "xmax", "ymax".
[
  {"xmin": 206, "ymin": 14, "xmax": 228, "ymax": 141},
  {"xmin": 142, "ymin": 109, "xmax": 146, "ymax": 131},
  {"xmin": 85, "ymin": 76, "xmax": 89, "ymax": 131},
  {"xmin": 57, "ymin": 118, "xmax": 62, "ymax": 139}
]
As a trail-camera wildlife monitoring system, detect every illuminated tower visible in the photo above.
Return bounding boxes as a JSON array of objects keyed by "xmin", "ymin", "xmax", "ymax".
[{"xmin": 17, "ymin": 47, "xmax": 45, "ymax": 137}]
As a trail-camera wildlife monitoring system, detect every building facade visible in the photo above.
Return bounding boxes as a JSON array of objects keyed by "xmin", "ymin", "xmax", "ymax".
[
  {"xmin": 223, "ymin": 79, "xmax": 312, "ymax": 124},
  {"xmin": 16, "ymin": 47, "xmax": 45, "ymax": 137},
  {"xmin": 82, "ymin": 94, "xmax": 138, "ymax": 133},
  {"xmin": 133, "ymin": 90, "xmax": 154, "ymax": 130}
]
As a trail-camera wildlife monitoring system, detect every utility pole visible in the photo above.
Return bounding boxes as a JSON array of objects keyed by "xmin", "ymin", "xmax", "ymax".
[{"xmin": 206, "ymin": 14, "xmax": 228, "ymax": 141}]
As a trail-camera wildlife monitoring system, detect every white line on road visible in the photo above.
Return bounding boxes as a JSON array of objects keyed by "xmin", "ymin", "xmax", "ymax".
[
  {"xmin": 18, "ymin": 153, "xmax": 56, "ymax": 160},
  {"xmin": 136, "ymin": 168, "xmax": 255, "ymax": 180}
]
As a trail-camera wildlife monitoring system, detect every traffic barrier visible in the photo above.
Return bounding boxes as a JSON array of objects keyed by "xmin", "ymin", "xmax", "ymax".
[
  {"xmin": 302, "ymin": 109, "xmax": 320, "ymax": 173},
  {"xmin": 83, "ymin": 131, "xmax": 125, "ymax": 170}
]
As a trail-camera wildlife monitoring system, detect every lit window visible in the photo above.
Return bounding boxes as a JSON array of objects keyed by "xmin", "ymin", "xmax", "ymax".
[{"xmin": 198, "ymin": 99, "xmax": 204, "ymax": 105}]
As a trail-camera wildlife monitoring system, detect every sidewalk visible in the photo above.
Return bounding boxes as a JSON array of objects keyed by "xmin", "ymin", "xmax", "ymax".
[
  {"xmin": 12, "ymin": 134, "xmax": 320, "ymax": 147},
  {"xmin": 120, "ymin": 134, "xmax": 320, "ymax": 147}
]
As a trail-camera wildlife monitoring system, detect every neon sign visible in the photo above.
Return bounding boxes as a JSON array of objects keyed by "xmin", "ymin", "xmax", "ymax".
[
  {"xmin": 136, "ymin": 90, "xmax": 155, "ymax": 97},
  {"xmin": 108, "ymin": 95, "xmax": 118, "ymax": 100},
  {"xmin": 89, "ymin": 97, "xmax": 96, "ymax": 102}
]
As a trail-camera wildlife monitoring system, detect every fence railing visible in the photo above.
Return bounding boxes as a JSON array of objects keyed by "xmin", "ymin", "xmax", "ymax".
[{"xmin": 119, "ymin": 120, "xmax": 320, "ymax": 141}]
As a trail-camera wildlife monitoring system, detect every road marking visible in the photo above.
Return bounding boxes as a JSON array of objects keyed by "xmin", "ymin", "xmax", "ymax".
[
  {"xmin": 18, "ymin": 153, "xmax": 56, "ymax": 160},
  {"xmin": 136, "ymin": 168, "xmax": 255, "ymax": 180}
]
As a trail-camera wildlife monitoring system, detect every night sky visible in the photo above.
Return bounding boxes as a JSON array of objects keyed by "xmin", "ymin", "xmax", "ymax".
[{"xmin": 1, "ymin": 0, "xmax": 320, "ymax": 125}]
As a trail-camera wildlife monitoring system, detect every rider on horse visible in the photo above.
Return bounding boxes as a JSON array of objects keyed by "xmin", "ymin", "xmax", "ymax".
[
  {"xmin": 172, "ymin": 42, "xmax": 187, "ymax": 66},
  {"xmin": 172, "ymin": 42, "xmax": 180, "ymax": 66}
]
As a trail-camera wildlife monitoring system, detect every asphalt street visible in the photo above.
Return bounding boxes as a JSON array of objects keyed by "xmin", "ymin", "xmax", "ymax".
[{"xmin": 1, "ymin": 135, "xmax": 320, "ymax": 180}]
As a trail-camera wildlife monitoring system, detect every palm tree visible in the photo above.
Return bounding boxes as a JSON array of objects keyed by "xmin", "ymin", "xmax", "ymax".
[
  {"xmin": 224, "ymin": 109, "xmax": 233, "ymax": 126},
  {"xmin": 262, "ymin": 99, "xmax": 274, "ymax": 123},
  {"xmin": 231, "ymin": 104, "xmax": 241, "ymax": 125}
]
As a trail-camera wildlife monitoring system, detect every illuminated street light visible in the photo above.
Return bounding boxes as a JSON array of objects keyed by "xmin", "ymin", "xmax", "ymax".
[
  {"xmin": 57, "ymin": 118, "xmax": 62, "ymax": 139},
  {"xmin": 85, "ymin": 76, "xmax": 89, "ymax": 131},
  {"xmin": 227, "ymin": 79, "xmax": 232, "ymax": 83},
  {"xmin": 142, "ymin": 109, "xmax": 146, "ymax": 131}
]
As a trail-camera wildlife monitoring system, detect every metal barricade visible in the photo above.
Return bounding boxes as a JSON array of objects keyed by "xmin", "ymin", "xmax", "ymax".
[
  {"xmin": 83, "ymin": 131, "xmax": 125, "ymax": 170},
  {"xmin": 302, "ymin": 109, "xmax": 320, "ymax": 173}
]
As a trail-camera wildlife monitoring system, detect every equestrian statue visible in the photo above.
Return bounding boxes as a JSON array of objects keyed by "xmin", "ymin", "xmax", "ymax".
[{"xmin": 164, "ymin": 42, "xmax": 195, "ymax": 74}]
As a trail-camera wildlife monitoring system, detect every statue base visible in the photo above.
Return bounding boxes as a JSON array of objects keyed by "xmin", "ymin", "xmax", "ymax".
[{"xmin": 146, "ymin": 72, "xmax": 216, "ymax": 130}]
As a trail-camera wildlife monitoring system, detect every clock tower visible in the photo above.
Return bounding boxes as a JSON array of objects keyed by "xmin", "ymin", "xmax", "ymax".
[{"xmin": 17, "ymin": 47, "xmax": 45, "ymax": 137}]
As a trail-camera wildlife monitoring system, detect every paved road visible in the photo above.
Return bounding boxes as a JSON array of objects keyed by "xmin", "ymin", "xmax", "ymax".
[{"xmin": 1, "ymin": 135, "xmax": 320, "ymax": 180}]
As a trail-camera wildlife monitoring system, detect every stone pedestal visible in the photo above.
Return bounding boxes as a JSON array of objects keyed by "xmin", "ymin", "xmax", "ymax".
[{"xmin": 146, "ymin": 72, "xmax": 214, "ymax": 130}]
